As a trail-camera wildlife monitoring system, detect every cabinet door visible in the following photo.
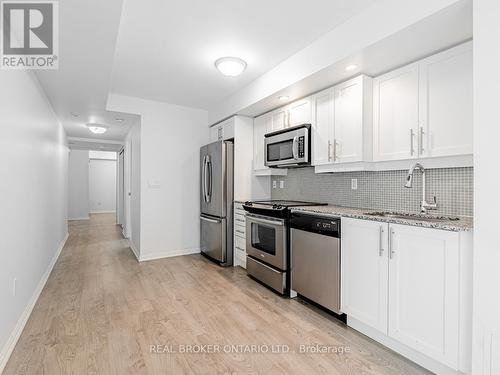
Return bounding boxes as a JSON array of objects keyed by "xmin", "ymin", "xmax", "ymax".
[
  {"xmin": 341, "ymin": 218, "xmax": 389, "ymax": 334},
  {"xmin": 209, "ymin": 126, "xmax": 221, "ymax": 142},
  {"xmin": 418, "ymin": 42, "xmax": 473, "ymax": 157},
  {"xmin": 312, "ymin": 89, "xmax": 334, "ymax": 166},
  {"xmin": 334, "ymin": 77, "xmax": 364, "ymax": 163},
  {"xmin": 221, "ymin": 118, "xmax": 235, "ymax": 140},
  {"xmin": 373, "ymin": 63, "xmax": 419, "ymax": 161},
  {"xmin": 253, "ymin": 115, "xmax": 267, "ymax": 171},
  {"xmin": 270, "ymin": 109, "xmax": 287, "ymax": 132},
  {"xmin": 388, "ymin": 224, "xmax": 460, "ymax": 369},
  {"xmin": 287, "ymin": 97, "xmax": 312, "ymax": 127}
]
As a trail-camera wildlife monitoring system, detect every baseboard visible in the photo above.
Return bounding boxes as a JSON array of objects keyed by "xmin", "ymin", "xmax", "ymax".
[
  {"xmin": 68, "ymin": 216, "xmax": 89, "ymax": 221},
  {"xmin": 0, "ymin": 232, "xmax": 69, "ymax": 373},
  {"xmin": 89, "ymin": 210, "xmax": 116, "ymax": 214},
  {"xmin": 347, "ymin": 316, "xmax": 463, "ymax": 375},
  {"xmin": 139, "ymin": 247, "xmax": 200, "ymax": 262},
  {"xmin": 128, "ymin": 239, "xmax": 140, "ymax": 261}
]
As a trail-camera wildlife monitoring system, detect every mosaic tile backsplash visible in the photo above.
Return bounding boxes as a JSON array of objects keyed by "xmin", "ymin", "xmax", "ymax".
[{"xmin": 271, "ymin": 167, "xmax": 473, "ymax": 217}]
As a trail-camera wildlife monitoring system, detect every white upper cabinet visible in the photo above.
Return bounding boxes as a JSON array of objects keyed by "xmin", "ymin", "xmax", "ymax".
[
  {"xmin": 418, "ymin": 42, "xmax": 473, "ymax": 157},
  {"xmin": 373, "ymin": 63, "xmax": 419, "ymax": 161},
  {"xmin": 253, "ymin": 115, "xmax": 267, "ymax": 171},
  {"xmin": 312, "ymin": 88, "xmax": 334, "ymax": 166},
  {"xmin": 287, "ymin": 98, "xmax": 312, "ymax": 127},
  {"xmin": 269, "ymin": 108, "xmax": 286, "ymax": 132},
  {"xmin": 209, "ymin": 118, "xmax": 235, "ymax": 142},
  {"xmin": 312, "ymin": 75, "xmax": 373, "ymax": 169},
  {"xmin": 373, "ymin": 41, "xmax": 473, "ymax": 162},
  {"xmin": 334, "ymin": 76, "xmax": 372, "ymax": 164},
  {"xmin": 388, "ymin": 224, "xmax": 460, "ymax": 370},
  {"xmin": 341, "ymin": 218, "xmax": 389, "ymax": 334}
]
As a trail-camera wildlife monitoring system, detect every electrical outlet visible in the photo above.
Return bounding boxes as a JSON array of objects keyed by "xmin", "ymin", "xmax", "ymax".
[
  {"xmin": 272, "ymin": 180, "xmax": 277, "ymax": 189},
  {"xmin": 13, "ymin": 278, "xmax": 17, "ymax": 297},
  {"xmin": 280, "ymin": 180, "xmax": 285, "ymax": 189},
  {"xmin": 351, "ymin": 179, "xmax": 358, "ymax": 190}
]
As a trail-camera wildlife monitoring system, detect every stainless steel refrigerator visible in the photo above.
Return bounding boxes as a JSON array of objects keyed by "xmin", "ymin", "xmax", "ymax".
[{"xmin": 200, "ymin": 140, "xmax": 233, "ymax": 266}]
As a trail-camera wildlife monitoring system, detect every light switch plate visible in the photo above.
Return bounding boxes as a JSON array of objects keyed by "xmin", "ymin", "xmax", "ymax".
[
  {"xmin": 272, "ymin": 180, "xmax": 277, "ymax": 189},
  {"xmin": 351, "ymin": 179, "xmax": 358, "ymax": 190},
  {"xmin": 280, "ymin": 180, "xmax": 285, "ymax": 189}
]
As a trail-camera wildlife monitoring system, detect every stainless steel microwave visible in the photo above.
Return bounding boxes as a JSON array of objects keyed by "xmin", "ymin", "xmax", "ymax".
[{"xmin": 264, "ymin": 124, "xmax": 311, "ymax": 168}]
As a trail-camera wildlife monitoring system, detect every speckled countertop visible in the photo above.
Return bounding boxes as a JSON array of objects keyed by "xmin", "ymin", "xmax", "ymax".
[{"xmin": 291, "ymin": 205, "xmax": 473, "ymax": 232}]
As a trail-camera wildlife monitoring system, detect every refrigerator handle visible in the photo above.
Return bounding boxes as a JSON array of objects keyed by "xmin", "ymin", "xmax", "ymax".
[
  {"xmin": 207, "ymin": 156, "xmax": 212, "ymax": 202},
  {"xmin": 202, "ymin": 155, "xmax": 208, "ymax": 203}
]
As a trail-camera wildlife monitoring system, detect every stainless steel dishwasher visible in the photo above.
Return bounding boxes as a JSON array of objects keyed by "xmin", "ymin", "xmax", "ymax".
[{"xmin": 290, "ymin": 211, "xmax": 341, "ymax": 314}]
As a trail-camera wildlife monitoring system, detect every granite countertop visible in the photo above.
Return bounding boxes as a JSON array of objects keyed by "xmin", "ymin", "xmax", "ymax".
[{"xmin": 291, "ymin": 205, "xmax": 473, "ymax": 232}]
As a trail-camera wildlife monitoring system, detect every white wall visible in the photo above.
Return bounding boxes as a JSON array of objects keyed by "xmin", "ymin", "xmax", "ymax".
[
  {"xmin": 89, "ymin": 159, "xmax": 117, "ymax": 213},
  {"xmin": 0, "ymin": 69, "xmax": 68, "ymax": 372},
  {"xmin": 68, "ymin": 150, "xmax": 89, "ymax": 220},
  {"xmin": 108, "ymin": 94, "xmax": 208, "ymax": 261},
  {"xmin": 472, "ymin": 1, "xmax": 500, "ymax": 373}
]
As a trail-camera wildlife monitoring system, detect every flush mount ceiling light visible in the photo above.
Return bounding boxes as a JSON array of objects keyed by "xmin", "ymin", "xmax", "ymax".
[
  {"xmin": 345, "ymin": 64, "xmax": 358, "ymax": 71},
  {"xmin": 71, "ymin": 112, "xmax": 79, "ymax": 117},
  {"xmin": 86, "ymin": 124, "xmax": 108, "ymax": 134},
  {"xmin": 215, "ymin": 57, "xmax": 247, "ymax": 77},
  {"xmin": 115, "ymin": 118, "xmax": 124, "ymax": 122},
  {"xmin": 278, "ymin": 95, "xmax": 289, "ymax": 101}
]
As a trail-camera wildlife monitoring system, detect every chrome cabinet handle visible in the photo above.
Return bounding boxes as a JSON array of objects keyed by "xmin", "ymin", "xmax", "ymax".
[
  {"xmin": 419, "ymin": 126, "xmax": 424, "ymax": 155},
  {"xmin": 379, "ymin": 225, "xmax": 385, "ymax": 256},
  {"xmin": 235, "ymin": 218, "xmax": 245, "ymax": 223},
  {"xmin": 389, "ymin": 229, "xmax": 396, "ymax": 259},
  {"xmin": 327, "ymin": 140, "xmax": 332, "ymax": 161},
  {"xmin": 410, "ymin": 129, "xmax": 415, "ymax": 156},
  {"xmin": 333, "ymin": 139, "xmax": 339, "ymax": 161},
  {"xmin": 235, "ymin": 246, "xmax": 245, "ymax": 252},
  {"xmin": 235, "ymin": 229, "xmax": 245, "ymax": 234}
]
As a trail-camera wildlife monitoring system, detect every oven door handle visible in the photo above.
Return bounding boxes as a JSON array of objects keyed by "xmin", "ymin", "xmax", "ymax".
[
  {"xmin": 292, "ymin": 136, "xmax": 299, "ymax": 160},
  {"xmin": 246, "ymin": 214, "xmax": 284, "ymax": 227}
]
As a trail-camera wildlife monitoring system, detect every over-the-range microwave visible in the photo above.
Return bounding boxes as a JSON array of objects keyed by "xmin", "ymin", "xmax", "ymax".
[{"xmin": 264, "ymin": 124, "xmax": 311, "ymax": 168}]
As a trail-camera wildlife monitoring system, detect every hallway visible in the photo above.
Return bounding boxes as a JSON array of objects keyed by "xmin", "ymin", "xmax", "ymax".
[{"xmin": 3, "ymin": 214, "xmax": 428, "ymax": 374}]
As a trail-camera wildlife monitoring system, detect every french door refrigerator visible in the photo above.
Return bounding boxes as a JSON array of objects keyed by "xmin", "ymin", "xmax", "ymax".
[{"xmin": 200, "ymin": 140, "xmax": 233, "ymax": 266}]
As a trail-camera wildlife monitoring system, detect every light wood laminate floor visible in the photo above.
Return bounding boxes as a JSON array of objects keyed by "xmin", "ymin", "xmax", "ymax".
[{"xmin": 4, "ymin": 213, "xmax": 430, "ymax": 374}]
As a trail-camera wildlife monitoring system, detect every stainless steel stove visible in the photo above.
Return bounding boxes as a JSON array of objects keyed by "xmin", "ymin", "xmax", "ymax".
[{"xmin": 242, "ymin": 200, "xmax": 326, "ymax": 295}]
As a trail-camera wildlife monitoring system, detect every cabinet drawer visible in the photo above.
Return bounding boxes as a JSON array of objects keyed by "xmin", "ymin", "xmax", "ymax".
[
  {"xmin": 234, "ymin": 224, "xmax": 246, "ymax": 238},
  {"xmin": 234, "ymin": 212, "xmax": 246, "ymax": 225},
  {"xmin": 234, "ymin": 236, "xmax": 246, "ymax": 253}
]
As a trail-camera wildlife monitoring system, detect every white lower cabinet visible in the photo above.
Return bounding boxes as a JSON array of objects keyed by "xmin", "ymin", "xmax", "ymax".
[
  {"xmin": 233, "ymin": 203, "xmax": 246, "ymax": 268},
  {"xmin": 341, "ymin": 218, "xmax": 388, "ymax": 334},
  {"xmin": 342, "ymin": 218, "xmax": 472, "ymax": 374}
]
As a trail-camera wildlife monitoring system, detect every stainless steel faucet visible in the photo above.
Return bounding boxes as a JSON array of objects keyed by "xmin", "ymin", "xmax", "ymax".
[{"xmin": 404, "ymin": 162, "xmax": 438, "ymax": 213}]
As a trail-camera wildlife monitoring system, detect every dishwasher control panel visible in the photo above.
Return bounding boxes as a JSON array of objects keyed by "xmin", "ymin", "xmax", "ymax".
[{"xmin": 290, "ymin": 212, "xmax": 340, "ymax": 237}]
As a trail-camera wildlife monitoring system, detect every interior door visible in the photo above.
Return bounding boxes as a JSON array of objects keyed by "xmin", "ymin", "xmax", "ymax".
[
  {"xmin": 117, "ymin": 149, "xmax": 124, "ymax": 226},
  {"xmin": 200, "ymin": 141, "xmax": 225, "ymax": 218}
]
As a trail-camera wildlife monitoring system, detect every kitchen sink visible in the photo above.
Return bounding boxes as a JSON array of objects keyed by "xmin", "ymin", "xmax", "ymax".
[{"xmin": 363, "ymin": 211, "xmax": 460, "ymax": 222}]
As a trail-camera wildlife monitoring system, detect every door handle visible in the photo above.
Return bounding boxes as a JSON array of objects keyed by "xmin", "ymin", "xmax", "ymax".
[
  {"xmin": 200, "ymin": 215, "xmax": 221, "ymax": 224},
  {"xmin": 246, "ymin": 214, "xmax": 284, "ymax": 227},
  {"xmin": 202, "ymin": 156, "xmax": 208, "ymax": 203},
  {"xmin": 389, "ymin": 229, "xmax": 396, "ymax": 259},
  {"xmin": 419, "ymin": 126, "xmax": 424, "ymax": 155},
  {"xmin": 379, "ymin": 225, "xmax": 385, "ymax": 256},
  {"xmin": 207, "ymin": 158, "xmax": 212, "ymax": 202},
  {"xmin": 410, "ymin": 128, "xmax": 415, "ymax": 156},
  {"xmin": 292, "ymin": 136, "xmax": 299, "ymax": 160}
]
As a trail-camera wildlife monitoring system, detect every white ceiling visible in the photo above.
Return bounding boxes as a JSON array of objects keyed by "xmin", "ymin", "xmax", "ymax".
[
  {"xmin": 110, "ymin": 0, "xmax": 377, "ymax": 110},
  {"xmin": 35, "ymin": 0, "xmax": 139, "ymax": 142}
]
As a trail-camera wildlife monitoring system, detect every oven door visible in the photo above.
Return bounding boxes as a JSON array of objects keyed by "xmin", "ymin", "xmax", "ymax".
[
  {"xmin": 246, "ymin": 214, "xmax": 287, "ymax": 270},
  {"xmin": 265, "ymin": 126, "xmax": 309, "ymax": 167}
]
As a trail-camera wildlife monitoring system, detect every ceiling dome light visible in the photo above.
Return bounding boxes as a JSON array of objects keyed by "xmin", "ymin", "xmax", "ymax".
[
  {"xmin": 86, "ymin": 124, "xmax": 108, "ymax": 134},
  {"xmin": 345, "ymin": 64, "xmax": 358, "ymax": 71},
  {"xmin": 278, "ymin": 95, "xmax": 289, "ymax": 101},
  {"xmin": 215, "ymin": 57, "xmax": 247, "ymax": 77}
]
